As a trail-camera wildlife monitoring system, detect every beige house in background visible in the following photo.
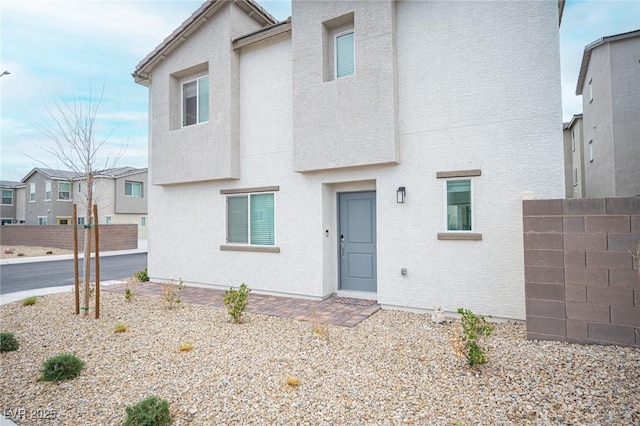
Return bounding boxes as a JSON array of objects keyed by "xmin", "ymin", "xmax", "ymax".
[{"xmin": 16, "ymin": 167, "xmax": 148, "ymax": 238}]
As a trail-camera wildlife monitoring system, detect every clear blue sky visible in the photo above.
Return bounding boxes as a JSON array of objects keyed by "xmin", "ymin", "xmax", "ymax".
[{"xmin": 1, "ymin": 0, "xmax": 638, "ymax": 181}]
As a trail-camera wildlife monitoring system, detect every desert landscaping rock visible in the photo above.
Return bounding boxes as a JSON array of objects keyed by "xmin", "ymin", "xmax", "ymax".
[{"xmin": 1, "ymin": 291, "xmax": 638, "ymax": 425}]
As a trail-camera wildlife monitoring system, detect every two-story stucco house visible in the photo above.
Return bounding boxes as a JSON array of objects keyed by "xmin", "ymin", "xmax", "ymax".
[
  {"xmin": 19, "ymin": 167, "xmax": 149, "ymax": 238},
  {"xmin": 133, "ymin": 0, "xmax": 565, "ymax": 319},
  {"xmin": 575, "ymin": 29, "xmax": 640, "ymax": 198}
]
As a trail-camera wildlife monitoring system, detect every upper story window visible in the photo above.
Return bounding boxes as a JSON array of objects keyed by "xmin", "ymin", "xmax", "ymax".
[
  {"xmin": 589, "ymin": 140, "xmax": 594, "ymax": 162},
  {"xmin": 573, "ymin": 168, "xmax": 578, "ymax": 186},
  {"xmin": 58, "ymin": 181, "xmax": 71, "ymax": 200},
  {"xmin": 322, "ymin": 13, "xmax": 355, "ymax": 82},
  {"xmin": 44, "ymin": 181, "xmax": 52, "ymax": 201},
  {"xmin": 1, "ymin": 189, "xmax": 13, "ymax": 205},
  {"xmin": 446, "ymin": 179, "xmax": 472, "ymax": 231},
  {"xmin": 183, "ymin": 76, "xmax": 209, "ymax": 127},
  {"xmin": 588, "ymin": 79, "xmax": 593, "ymax": 103},
  {"xmin": 125, "ymin": 181, "xmax": 143, "ymax": 197},
  {"xmin": 29, "ymin": 183, "xmax": 36, "ymax": 202},
  {"xmin": 335, "ymin": 30, "xmax": 355, "ymax": 78},
  {"xmin": 226, "ymin": 192, "xmax": 275, "ymax": 246},
  {"xmin": 571, "ymin": 129, "xmax": 575, "ymax": 152}
]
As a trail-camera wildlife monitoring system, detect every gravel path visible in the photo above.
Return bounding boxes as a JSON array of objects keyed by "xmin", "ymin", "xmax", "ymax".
[{"xmin": 1, "ymin": 291, "xmax": 639, "ymax": 425}]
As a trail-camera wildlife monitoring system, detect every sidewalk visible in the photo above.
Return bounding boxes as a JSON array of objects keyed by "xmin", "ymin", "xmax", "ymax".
[{"xmin": 0, "ymin": 239, "xmax": 147, "ymax": 266}]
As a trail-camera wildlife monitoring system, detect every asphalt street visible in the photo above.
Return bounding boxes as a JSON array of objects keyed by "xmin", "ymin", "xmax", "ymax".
[{"xmin": 0, "ymin": 253, "xmax": 147, "ymax": 294}]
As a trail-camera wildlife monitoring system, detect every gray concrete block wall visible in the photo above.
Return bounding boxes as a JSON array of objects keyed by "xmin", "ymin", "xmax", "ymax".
[
  {"xmin": 523, "ymin": 197, "xmax": 640, "ymax": 347},
  {"xmin": 0, "ymin": 224, "xmax": 138, "ymax": 252}
]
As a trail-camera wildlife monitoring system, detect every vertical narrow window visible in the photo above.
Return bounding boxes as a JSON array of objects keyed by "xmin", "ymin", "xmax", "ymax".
[
  {"xmin": 573, "ymin": 168, "xmax": 578, "ymax": 186},
  {"xmin": 335, "ymin": 30, "xmax": 355, "ymax": 78},
  {"xmin": 30, "ymin": 183, "xmax": 36, "ymax": 202},
  {"xmin": 589, "ymin": 140, "xmax": 594, "ymax": 162},
  {"xmin": 227, "ymin": 196, "xmax": 249, "ymax": 244},
  {"xmin": 58, "ymin": 181, "xmax": 71, "ymax": 200},
  {"xmin": 141, "ymin": 216, "xmax": 146, "ymax": 227},
  {"xmin": 1, "ymin": 189, "xmax": 13, "ymax": 205},
  {"xmin": 446, "ymin": 180, "xmax": 472, "ymax": 231},
  {"xmin": 571, "ymin": 129, "xmax": 575, "ymax": 152},
  {"xmin": 226, "ymin": 193, "xmax": 275, "ymax": 246},
  {"xmin": 588, "ymin": 79, "xmax": 593, "ymax": 103},
  {"xmin": 78, "ymin": 183, "xmax": 82, "ymax": 192},
  {"xmin": 44, "ymin": 181, "xmax": 51, "ymax": 201},
  {"xmin": 183, "ymin": 76, "xmax": 209, "ymax": 127}
]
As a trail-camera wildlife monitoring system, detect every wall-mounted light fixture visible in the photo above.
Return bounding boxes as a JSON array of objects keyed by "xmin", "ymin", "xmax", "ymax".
[{"xmin": 396, "ymin": 186, "xmax": 406, "ymax": 203}]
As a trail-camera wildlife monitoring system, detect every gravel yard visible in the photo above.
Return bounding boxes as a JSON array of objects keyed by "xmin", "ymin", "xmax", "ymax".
[{"xmin": 1, "ymin": 290, "xmax": 639, "ymax": 425}]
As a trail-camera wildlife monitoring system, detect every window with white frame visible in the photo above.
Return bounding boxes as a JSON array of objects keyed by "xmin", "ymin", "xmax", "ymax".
[
  {"xmin": 44, "ymin": 181, "xmax": 51, "ymax": 201},
  {"xmin": 589, "ymin": 140, "xmax": 594, "ymax": 162},
  {"xmin": 573, "ymin": 168, "xmax": 578, "ymax": 186},
  {"xmin": 78, "ymin": 217, "xmax": 85, "ymax": 226},
  {"xmin": 29, "ymin": 183, "xmax": 36, "ymax": 202},
  {"xmin": 58, "ymin": 181, "xmax": 71, "ymax": 200},
  {"xmin": 141, "ymin": 216, "xmax": 146, "ymax": 227},
  {"xmin": 571, "ymin": 129, "xmax": 575, "ymax": 152},
  {"xmin": 588, "ymin": 79, "xmax": 593, "ymax": 103},
  {"xmin": 446, "ymin": 179, "xmax": 472, "ymax": 231},
  {"xmin": 105, "ymin": 216, "xmax": 112, "ymax": 224},
  {"xmin": 335, "ymin": 30, "xmax": 355, "ymax": 79},
  {"xmin": 182, "ymin": 76, "xmax": 209, "ymax": 127},
  {"xmin": 1, "ymin": 189, "xmax": 13, "ymax": 205},
  {"xmin": 226, "ymin": 192, "xmax": 275, "ymax": 246},
  {"xmin": 125, "ymin": 181, "xmax": 143, "ymax": 197},
  {"xmin": 38, "ymin": 216, "xmax": 48, "ymax": 225}
]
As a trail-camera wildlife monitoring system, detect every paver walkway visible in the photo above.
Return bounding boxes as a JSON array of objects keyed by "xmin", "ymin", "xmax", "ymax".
[{"xmin": 104, "ymin": 282, "xmax": 380, "ymax": 327}]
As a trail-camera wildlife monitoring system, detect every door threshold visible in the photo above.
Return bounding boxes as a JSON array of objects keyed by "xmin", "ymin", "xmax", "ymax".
[{"xmin": 336, "ymin": 290, "xmax": 378, "ymax": 300}]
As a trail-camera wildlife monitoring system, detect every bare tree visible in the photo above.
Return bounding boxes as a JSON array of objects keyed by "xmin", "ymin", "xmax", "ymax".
[{"xmin": 32, "ymin": 78, "xmax": 126, "ymax": 316}]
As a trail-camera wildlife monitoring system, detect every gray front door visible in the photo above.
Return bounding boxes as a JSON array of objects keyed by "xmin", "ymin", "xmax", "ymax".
[{"xmin": 339, "ymin": 191, "xmax": 377, "ymax": 292}]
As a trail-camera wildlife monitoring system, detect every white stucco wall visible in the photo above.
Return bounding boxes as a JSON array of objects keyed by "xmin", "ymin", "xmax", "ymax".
[{"xmin": 145, "ymin": 0, "xmax": 564, "ymax": 320}]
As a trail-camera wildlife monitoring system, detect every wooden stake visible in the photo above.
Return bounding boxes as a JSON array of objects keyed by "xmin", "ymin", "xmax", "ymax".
[
  {"xmin": 72, "ymin": 204, "xmax": 79, "ymax": 315},
  {"xmin": 93, "ymin": 204, "xmax": 100, "ymax": 319}
]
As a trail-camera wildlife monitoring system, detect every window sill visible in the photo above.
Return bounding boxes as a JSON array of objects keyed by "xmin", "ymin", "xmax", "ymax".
[
  {"xmin": 220, "ymin": 245, "xmax": 280, "ymax": 253},
  {"xmin": 437, "ymin": 233, "xmax": 482, "ymax": 241}
]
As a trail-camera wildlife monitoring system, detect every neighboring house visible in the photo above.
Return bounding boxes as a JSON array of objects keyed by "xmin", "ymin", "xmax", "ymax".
[
  {"xmin": 562, "ymin": 114, "xmax": 586, "ymax": 198},
  {"xmin": 133, "ymin": 0, "xmax": 565, "ymax": 320},
  {"xmin": 19, "ymin": 167, "xmax": 148, "ymax": 238},
  {"xmin": 575, "ymin": 29, "xmax": 640, "ymax": 198},
  {"xmin": 0, "ymin": 181, "xmax": 24, "ymax": 224}
]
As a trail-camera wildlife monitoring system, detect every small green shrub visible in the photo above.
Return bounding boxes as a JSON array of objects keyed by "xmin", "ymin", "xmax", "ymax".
[
  {"xmin": 0, "ymin": 332, "xmax": 19, "ymax": 352},
  {"xmin": 161, "ymin": 278, "xmax": 185, "ymax": 309},
  {"xmin": 21, "ymin": 296, "xmax": 37, "ymax": 306},
  {"xmin": 456, "ymin": 308, "xmax": 495, "ymax": 367},
  {"xmin": 124, "ymin": 396, "xmax": 172, "ymax": 426},
  {"xmin": 223, "ymin": 283, "xmax": 251, "ymax": 323},
  {"xmin": 38, "ymin": 353, "xmax": 84, "ymax": 382},
  {"xmin": 135, "ymin": 268, "xmax": 149, "ymax": 282},
  {"xmin": 125, "ymin": 274, "xmax": 140, "ymax": 302}
]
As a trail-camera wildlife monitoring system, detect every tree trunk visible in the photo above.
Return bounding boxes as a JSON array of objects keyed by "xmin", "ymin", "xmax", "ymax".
[{"xmin": 82, "ymin": 173, "xmax": 93, "ymax": 316}]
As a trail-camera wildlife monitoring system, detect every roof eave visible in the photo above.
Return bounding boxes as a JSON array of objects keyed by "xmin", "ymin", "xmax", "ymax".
[{"xmin": 133, "ymin": 0, "xmax": 277, "ymax": 83}]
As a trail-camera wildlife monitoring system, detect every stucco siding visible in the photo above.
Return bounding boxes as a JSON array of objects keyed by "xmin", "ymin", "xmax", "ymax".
[
  {"xmin": 610, "ymin": 38, "xmax": 640, "ymax": 196},
  {"xmin": 291, "ymin": 0, "xmax": 399, "ymax": 172}
]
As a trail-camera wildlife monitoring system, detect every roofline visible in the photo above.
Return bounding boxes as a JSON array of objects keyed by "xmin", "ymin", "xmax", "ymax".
[
  {"xmin": 567, "ymin": 113, "xmax": 583, "ymax": 129},
  {"xmin": 575, "ymin": 29, "xmax": 640, "ymax": 95},
  {"xmin": 133, "ymin": 0, "xmax": 277, "ymax": 85},
  {"xmin": 232, "ymin": 17, "xmax": 291, "ymax": 50},
  {"xmin": 558, "ymin": 0, "xmax": 565, "ymax": 26}
]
